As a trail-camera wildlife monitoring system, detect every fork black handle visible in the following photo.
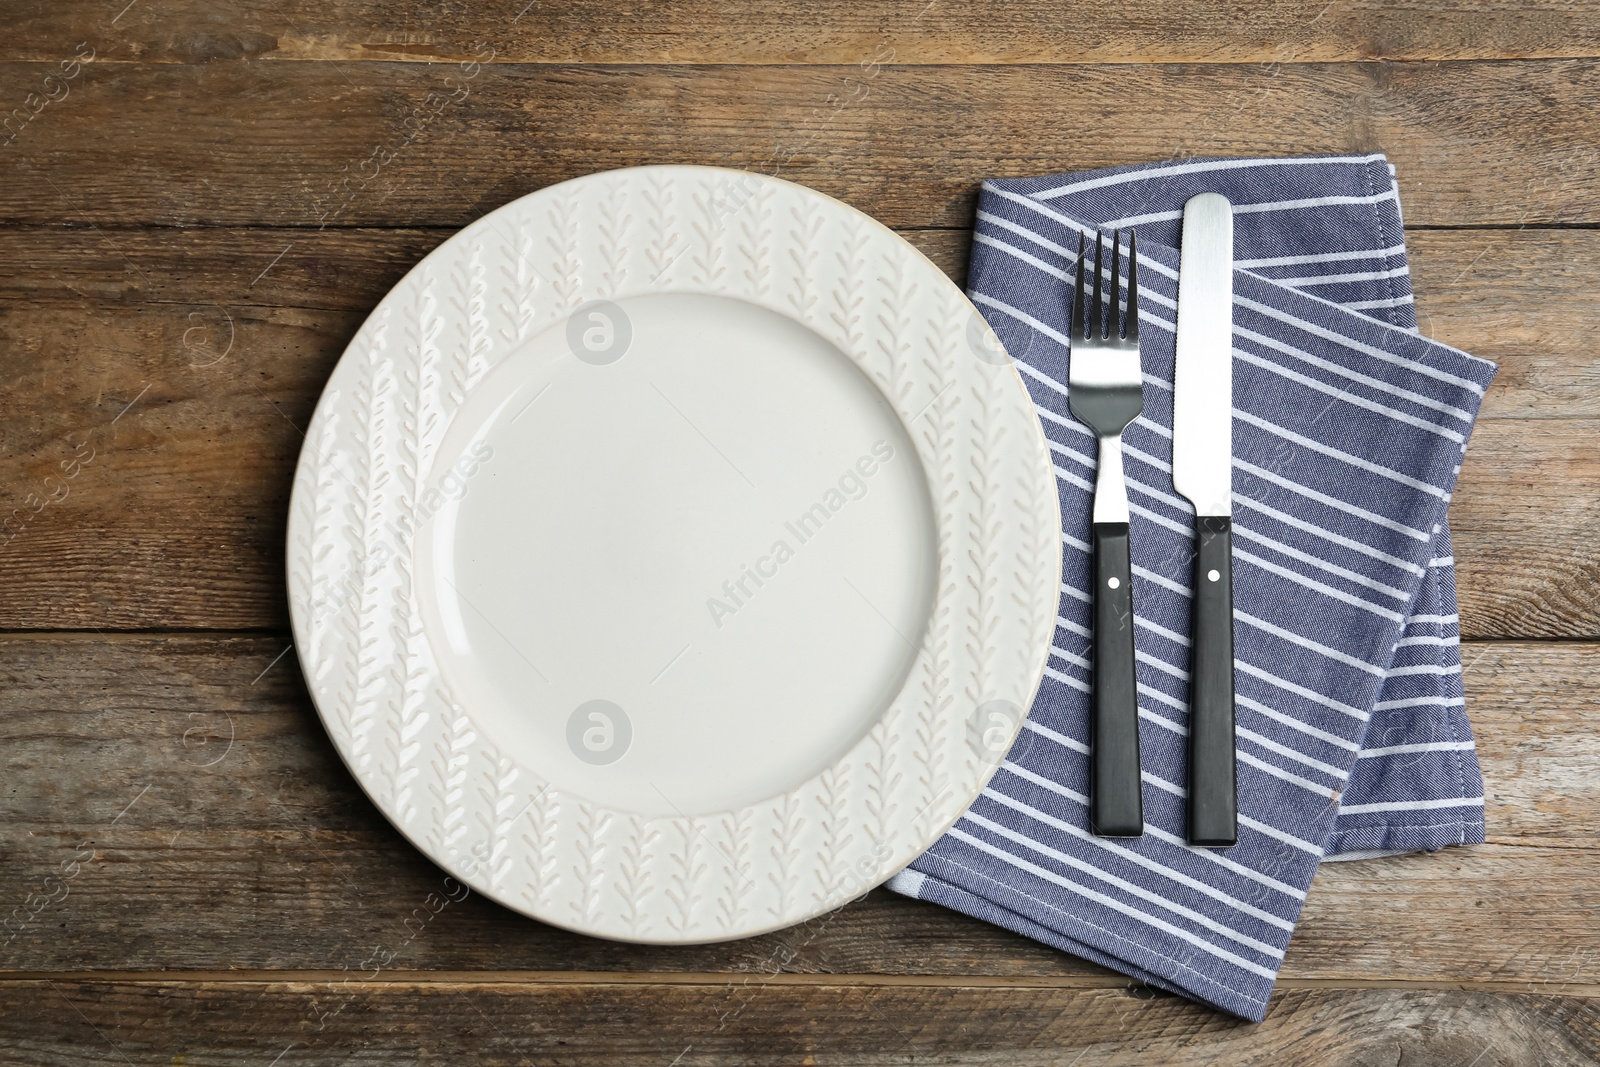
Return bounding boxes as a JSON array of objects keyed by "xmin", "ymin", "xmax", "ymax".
[
  {"xmin": 1188, "ymin": 516, "xmax": 1238, "ymax": 847},
  {"xmin": 1091, "ymin": 521, "xmax": 1144, "ymax": 837}
]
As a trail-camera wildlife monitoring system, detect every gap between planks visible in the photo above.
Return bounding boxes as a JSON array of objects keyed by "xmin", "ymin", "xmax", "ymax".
[
  {"xmin": 26, "ymin": 57, "xmax": 1600, "ymax": 68},
  {"xmin": 0, "ymin": 632, "xmax": 1588, "ymax": 645},
  {"xmin": 2, "ymin": 971, "xmax": 1598, "ymax": 996}
]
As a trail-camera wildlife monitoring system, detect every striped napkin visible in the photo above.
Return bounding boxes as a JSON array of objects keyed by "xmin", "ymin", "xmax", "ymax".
[{"xmin": 887, "ymin": 155, "xmax": 1496, "ymax": 1019}]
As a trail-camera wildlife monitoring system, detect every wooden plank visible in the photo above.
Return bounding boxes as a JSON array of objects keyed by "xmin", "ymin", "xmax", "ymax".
[
  {"xmin": 1, "ymin": 60, "xmax": 1598, "ymax": 228},
  {"xmin": 0, "ymin": 224, "xmax": 1591, "ymax": 418},
  {"xmin": 10, "ymin": 0, "xmax": 1600, "ymax": 65},
  {"xmin": 2, "ymin": 979, "xmax": 1597, "ymax": 1065},
  {"xmin": 0, "ymin": 395, "xmax": 1584, "ymax": 638},
  {"xmin": 0, "ymin": 226, "xmax": 452, "ymax": 312},
  {"xmin": 0, "ymin": 635, "xmax": 1594, "ymax": 983},
  {"xmin": 3, "ymin": 226, "xmax": 1597, "ymax": 423},
  {"xmin": 0, "ymin": 227, "xmax": 1594, "ymax": 634}
]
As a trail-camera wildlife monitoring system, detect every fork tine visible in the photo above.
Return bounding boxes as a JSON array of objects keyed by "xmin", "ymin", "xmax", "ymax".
[
  {"xmin": 1090, "ymin": 230, "xmax": 1105, "ymax": 340},
  {"xmin": 1110, "ymin": 230, "xmax": 1124, "ymax": 339},
  {"xmin": 1072, "ymin": 231, "xmax": 1087, "ymax": 342},
  {"xmin": 1125, "ymin": 228, "xmax": 1139, "ymax": 342}
]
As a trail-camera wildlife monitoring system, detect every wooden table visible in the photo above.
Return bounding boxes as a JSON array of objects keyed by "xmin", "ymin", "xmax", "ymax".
[{"xmin": 2, "ymin": 2, "xmax": 1596, "ymax": 1062}]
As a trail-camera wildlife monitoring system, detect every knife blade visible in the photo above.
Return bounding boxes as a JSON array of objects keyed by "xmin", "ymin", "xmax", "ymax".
[{"xmin": 1173, "ymin": 192, "xmax": 1238, "ymax": 848}]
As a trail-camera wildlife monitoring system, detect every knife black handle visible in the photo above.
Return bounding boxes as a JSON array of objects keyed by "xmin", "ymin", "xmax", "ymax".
[
  {"xmin": 1091, "ymin": 521, "xmax": 1143, "ymax": 837},
  {"xmin": 1189, "ymin": 515, "xmax": 1238, "ymax": 847}
]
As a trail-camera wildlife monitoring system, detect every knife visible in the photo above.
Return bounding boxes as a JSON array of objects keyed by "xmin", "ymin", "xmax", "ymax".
[{"xmin": 1173, "ymin": 193, "xmax": 1238, "ymax": 848}]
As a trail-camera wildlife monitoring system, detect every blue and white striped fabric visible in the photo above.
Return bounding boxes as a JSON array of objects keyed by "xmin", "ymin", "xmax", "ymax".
[{"xmin": 887, "ymin": 155, "xmax": 1496, "ymax": 1019}]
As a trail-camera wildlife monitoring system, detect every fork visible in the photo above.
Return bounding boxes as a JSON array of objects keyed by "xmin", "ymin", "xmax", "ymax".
[{"xmin": 1068, "ymin": 229, "xmax": 1145, "ymax": 838}]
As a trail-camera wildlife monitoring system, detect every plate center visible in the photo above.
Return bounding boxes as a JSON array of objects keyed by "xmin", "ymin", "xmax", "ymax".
[{"xmin": 416, "ymin": 293, "xmax": 936, "ymax": 817}]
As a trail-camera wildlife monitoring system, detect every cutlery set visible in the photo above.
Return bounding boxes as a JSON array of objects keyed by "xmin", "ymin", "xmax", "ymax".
[{"xmin": 1076, "ymin": 195, "xmax": 1239, "ymax": 846}]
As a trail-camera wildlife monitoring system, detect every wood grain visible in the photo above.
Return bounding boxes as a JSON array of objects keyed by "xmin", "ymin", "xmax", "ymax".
[
  {"xmin": 5, "ymin": 980, "xmax": 1600, "ymax": 1065},
  {"xmin": 0, "ymin": 635, "xmax": 1593, "ymax": 984},
  {"xmin": 9, "ymin": 0, "xmax": 1600, "ymax": 65},
  {"xmin": 1454, "ymin": 420, "xmax": 1600, "ymax": 641},
  {"xmin": 2, "ymin": 60, "xmax": 1598, "ymax": 228},
  {"xmin": 0, "ymin": 227, "xmax": 1594, "ymax": 635},
  {"xmin": 1408, "ymin": 229, "xmax": 1600, "ymax": 419},
  {"xmin": 9, "ymin": 0, "xmax": 1600, "ymax": 66}
]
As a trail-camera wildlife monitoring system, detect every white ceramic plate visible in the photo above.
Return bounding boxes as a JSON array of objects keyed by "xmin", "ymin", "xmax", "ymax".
[{"xmin": 288, "ymin": 166, "xmax": 1060, "ymax": 943}]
